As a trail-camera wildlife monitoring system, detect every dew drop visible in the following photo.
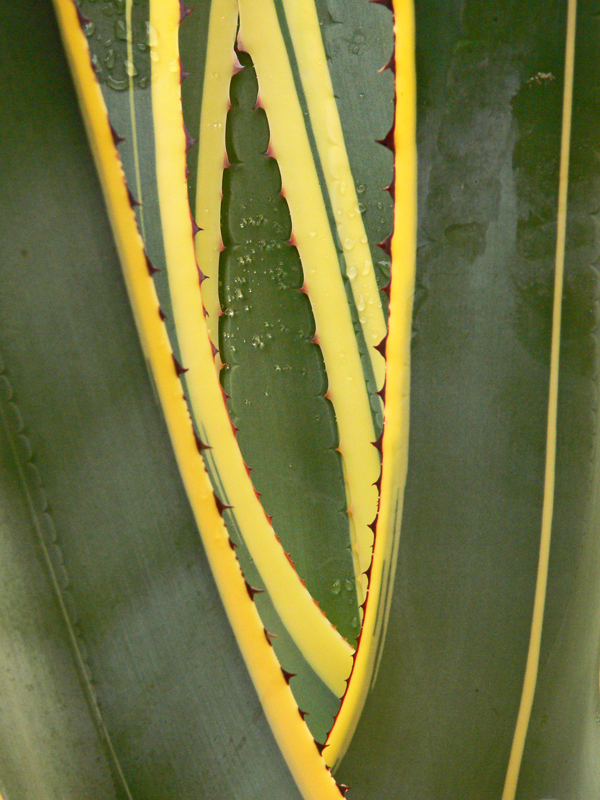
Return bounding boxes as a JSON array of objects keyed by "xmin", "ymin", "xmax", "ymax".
[
  {"xmin": 125, "ymin": 58, "xmax": 137, "ymax": 78},
  {"xmin": 114, "ymin": 19, "xmax": 130, "ymax": 42},
  {"xmin": 146, "ymin": 21, "xmax": 158, "ymax": 47},
  {"xmin": 106, "ymin": 74, "xmax": 128, "ymax": 91},
  {"xmin": 331, "ymin": 579, "xmax": 342, "ymax": 595},
  {"xmin": 347, "ymin": 265, "xmax": 358, "ymax": 280}
]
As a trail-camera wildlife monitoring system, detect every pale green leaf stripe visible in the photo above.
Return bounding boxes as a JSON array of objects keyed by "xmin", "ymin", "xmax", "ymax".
[
  {"xmin": 0, "ymin": 368, "xmax": 120, "ymax": 800},
  {"xmin": 126, "ymin": 0, "xmax": 145, "ymax": 241},
  {"xmin": 0, "ymin": 367, "xmax": 134, "ymax": 800},
  {"xmin": 502, "ymin": 1, "xmax": 577, "ymax": 796}
]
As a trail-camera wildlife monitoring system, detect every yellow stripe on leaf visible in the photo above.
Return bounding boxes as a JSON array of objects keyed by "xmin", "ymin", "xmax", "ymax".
[
  {"xmin": 280, "ymin": 0, "xmax": 387, "ymax": 388},
  {"xmin": 325, "ymin": 0, "xmax": 417, "ymax": 769},
  {"xmin": 238, "ymin": 0, "xmax": 380, "ymax": 607},
  {"xmin": 53, "ymin": 1, "xmax": 348, "ymax": 798},
  {"xmin": 501, "ymin": 1, "xmax": 577, "ymax": 797},
  {"xmin": 149, "ymin": 3, "xmax": 353, "ymax": 697},
  {"xmin": 193, "ymin": 0, "xmax": 239, "ymax": 356}
]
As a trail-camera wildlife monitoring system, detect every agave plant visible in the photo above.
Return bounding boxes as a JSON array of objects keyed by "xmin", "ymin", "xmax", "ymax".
[{"xmin": 1, "ymin": 0, "xmax": 599, "ymax": 798}]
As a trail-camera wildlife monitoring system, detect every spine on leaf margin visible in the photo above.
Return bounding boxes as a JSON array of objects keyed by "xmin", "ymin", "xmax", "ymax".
[
  {"xmin": 52, "ymin": 1, "xmax": 347, "ymax": 798},
  {"xmin": 150, "ymin": 0, "xmax": 356, "ymax": 701},
  {"xmin": 54, "ymin": 0, "xmax": 418, "ymax": 793},
  {"xmin": 237, "ymin": 0, "xmax": 382, "ymax": 612},
  {"xmin": 323, "ymin": 0, "xmax": 416, "ymax": 770}
]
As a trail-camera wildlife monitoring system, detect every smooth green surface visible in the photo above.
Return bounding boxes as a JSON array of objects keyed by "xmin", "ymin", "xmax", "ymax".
[
  {"xmin": 338, "ymin": 1, "xmax": 600, "ymax": 798},
  {"xmin": 517, "ymin": 0, "xmax": 600, "ymax": 794},
  {"xmin": 0, "ymin": 364, "xmax": 120, "ymax": 800}
]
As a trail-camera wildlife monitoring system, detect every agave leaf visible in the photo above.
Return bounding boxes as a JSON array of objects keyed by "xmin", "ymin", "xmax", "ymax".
[
  {"xmin": 70, "ymin": 0, "xmax": 356, "ymax": 703},
  {"xmin": 1, "ymin": 0, "xmax": 412, "ymax": 794},
  {"xmin": 237, "ymin": 0, "xmax": 382, "ymax": 617},
  {"xmin": 51, "ymin": 0, "xmax": 356, "ymax": 796},
  {"xmin": 0, "ymin": 365, "xmax": 121, "ymax": 800},
  {"xmin": 337, "ymin": 0, "xmax": 600, "ymax": 798},
  {"xmin": 8, "ymin": 0, "xmax": 600, "ymax": 799},
  {"xmin": 55, "ymin": 0, "xmax": 410, "ymax": 766},
  {"xmin": 0, "ymin": 3, "xmax": 318, "ymax": 798},
  {"xmin": 219, "ymin": 48, "xmax": 361, "ymax": 645},
  {"xmin": 217, "ymin": 46, "xmax": 354, "ymax": 741}
]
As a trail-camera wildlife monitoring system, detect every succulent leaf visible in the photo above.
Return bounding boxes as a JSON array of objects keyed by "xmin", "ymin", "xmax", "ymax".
[{"xmin": 10, "ymin": 0, "xmax": 600, "ymax": 799}]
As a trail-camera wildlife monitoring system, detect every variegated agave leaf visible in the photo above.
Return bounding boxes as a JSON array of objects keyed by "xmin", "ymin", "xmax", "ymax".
[
  {"xmin": 338, "ymin": 1, "xmax": 600, "ymax": 800},
  {"xmin": 50, "ymin": 0, "xmax": 414, "ymax": 787},
  {"xmin": 3, "ymin": 0, "xmax": 600, "ymax": 799},
  {"xmin": 0, "ymin": 4, "xmax": 326, "ymax": 800}
]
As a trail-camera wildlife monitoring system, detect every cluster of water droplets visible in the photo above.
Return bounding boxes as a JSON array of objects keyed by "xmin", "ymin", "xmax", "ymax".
[{"xmin": 78, "ymin": 0, "xmax": 151, "ymax": 91}]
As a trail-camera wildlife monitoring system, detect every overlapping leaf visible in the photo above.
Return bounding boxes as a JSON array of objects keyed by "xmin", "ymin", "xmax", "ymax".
[{"xmin": 4, "ymin": 1, "xmax": 600, "ymax": 799}]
